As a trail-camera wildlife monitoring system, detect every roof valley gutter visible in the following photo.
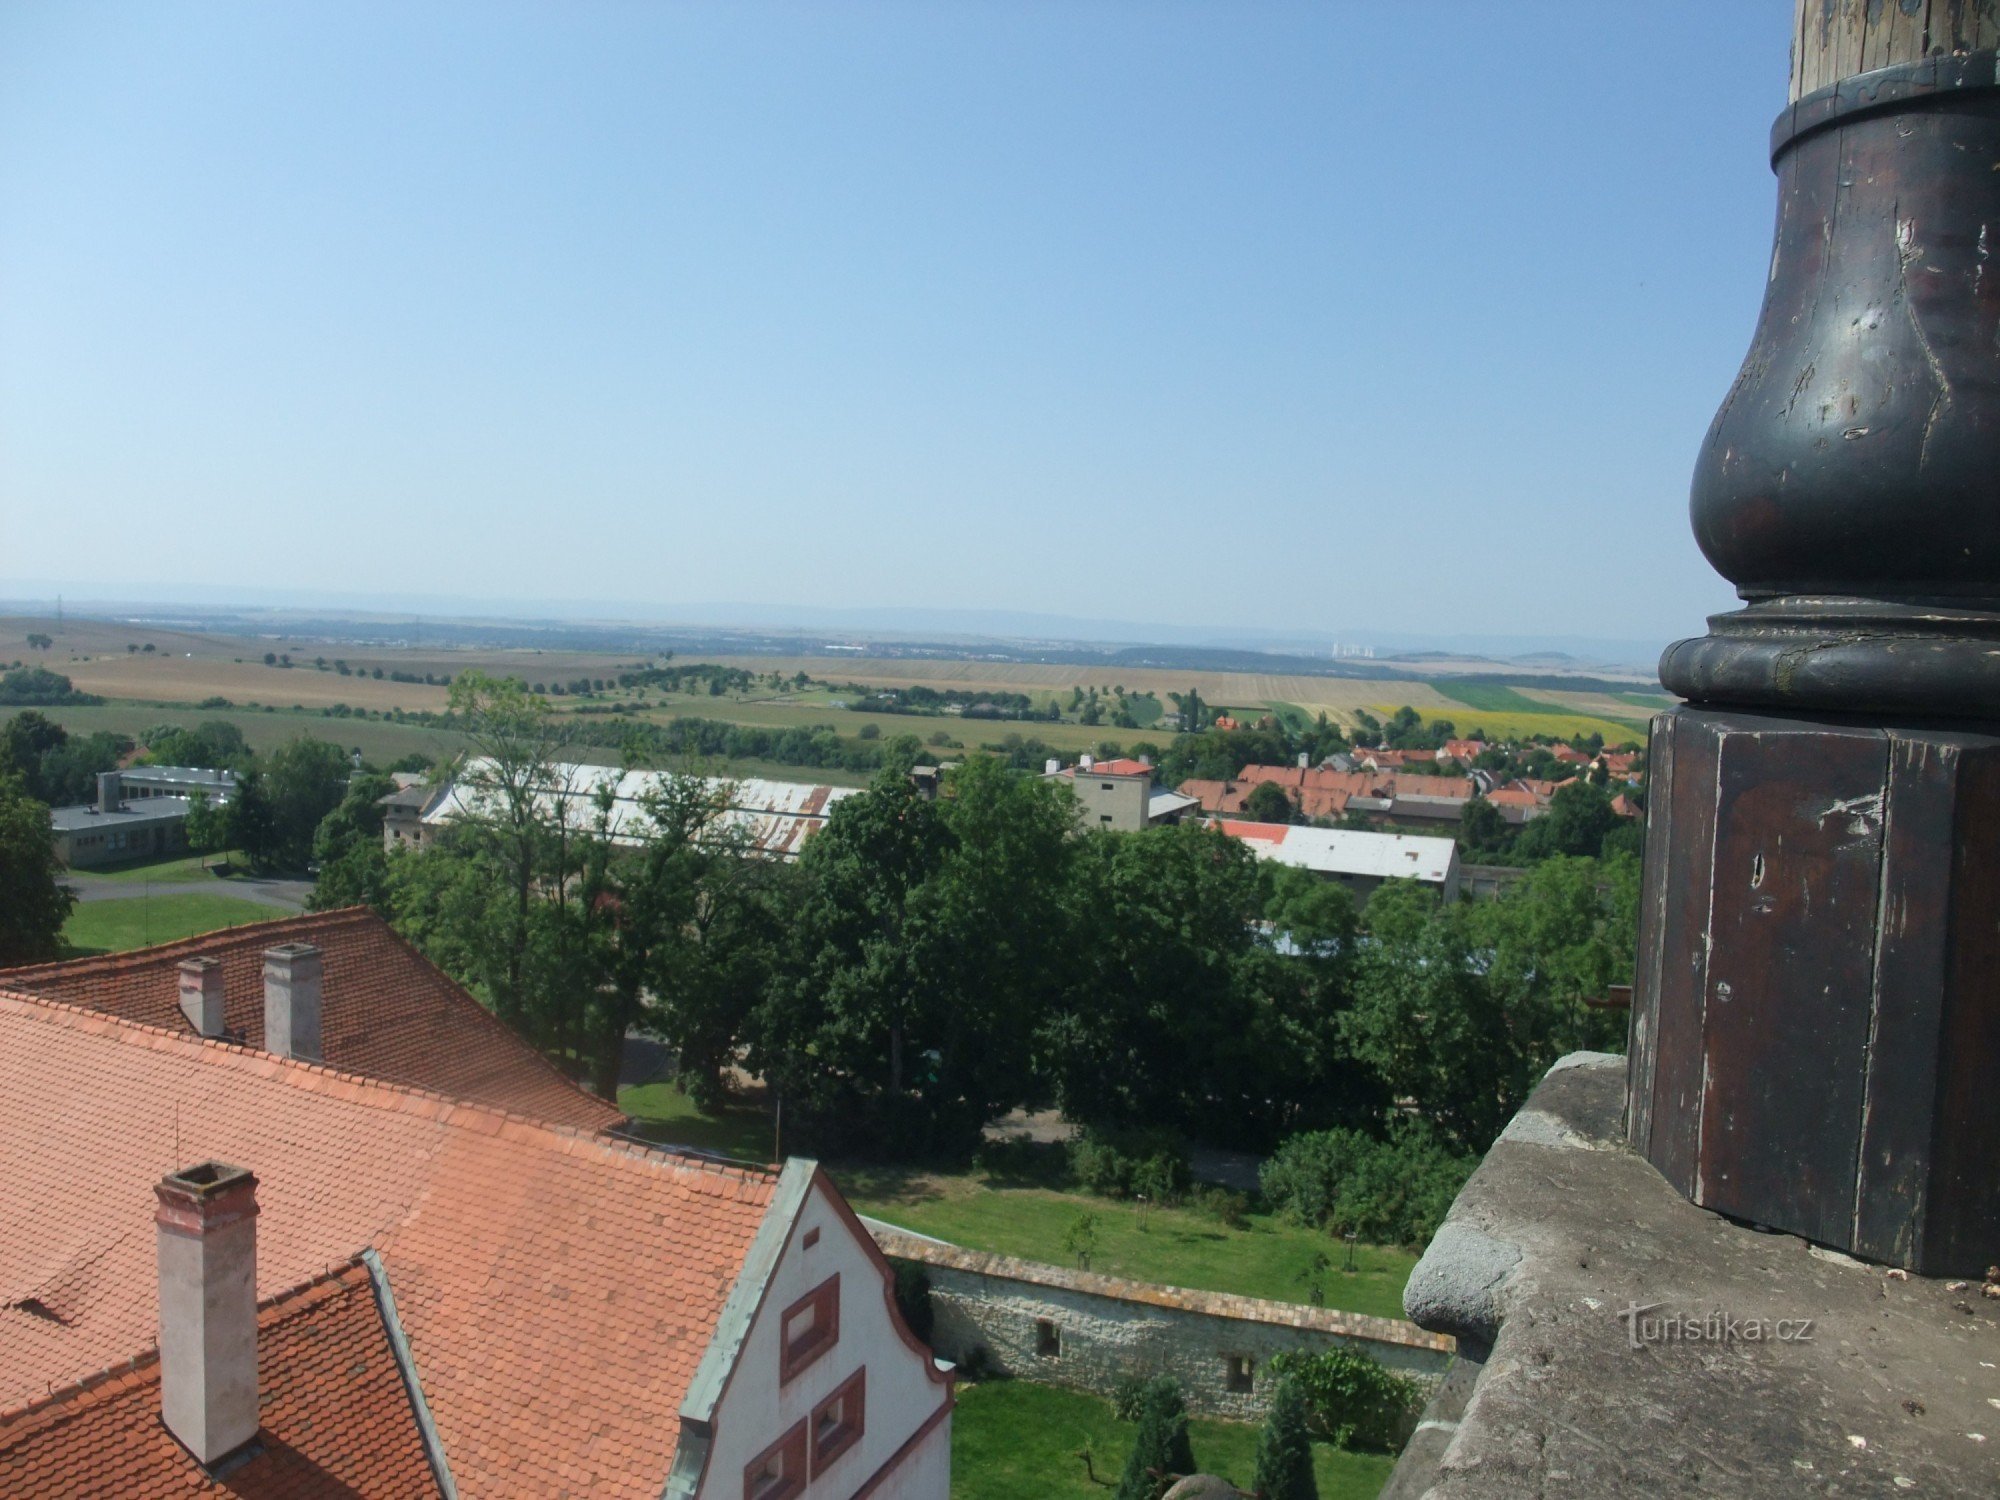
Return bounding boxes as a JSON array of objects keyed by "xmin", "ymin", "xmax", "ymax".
[{"xmin": 362, "ymin": 1248, "xmax": 459, "ymax": 1500}]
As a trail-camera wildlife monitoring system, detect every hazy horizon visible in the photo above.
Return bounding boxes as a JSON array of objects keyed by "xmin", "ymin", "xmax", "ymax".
[{"xmin": 4, "ymin": 6, "xmax": 1778, "ymax": 644}]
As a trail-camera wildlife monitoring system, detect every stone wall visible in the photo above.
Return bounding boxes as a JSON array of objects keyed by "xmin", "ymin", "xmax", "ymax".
[{"xmin": 869, "ymin": 1226, "xmax": 1453, "ymax": 1421}]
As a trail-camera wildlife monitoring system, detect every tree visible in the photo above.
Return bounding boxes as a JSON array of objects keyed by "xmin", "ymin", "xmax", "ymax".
[
  {"xmin": 263, "ymin": 736, "xmax": 352, "ymax": 870},
  {"xmin": 445, "ymin": 670, "xmax": 579, "ymax": 1031},
  {"xmin": 0, "ymin": 774, "xmax": 74, "ymax": 964},
  {"xmin": 225, "ymin": 770, "xmax": 279, "ymax": 870},
  {"xmin": 306, "ymin": 771, "xmax": 395, "ymax": 910},
  {"xmin": 1512, "ymin": 780, "xmax": 1618, "ymax": 861},
  {"xmin": 1458, "ymin": 796, "xmax": 1512, "ymax": 861},
  {"xmin": 1244, "ymin": 780, "xmax": 1295, "ymax": 825},
  {"xmin": 184, "ymin": 790, "xmax": 226, "ymax": 872},
  {"xmin": 1042, "ymin": 821, "xmax": 1264, "ymax": 1137},
  {"xmin": 1117, "ymin": 1377, "xmax": 1196, "ymax": 1500},
  {"xmin": 0, "ymin": 710, "xmax": 68, "ymax": 802},
  {"xmin": 1252, "ymin": 1376, "xmax": 1318, "ymax": 1500}
]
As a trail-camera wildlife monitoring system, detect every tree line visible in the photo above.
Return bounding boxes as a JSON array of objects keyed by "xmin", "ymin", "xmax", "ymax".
[{"xmin": 314, "ymin": 673, "xmax": 1636, "ymax": 1202}]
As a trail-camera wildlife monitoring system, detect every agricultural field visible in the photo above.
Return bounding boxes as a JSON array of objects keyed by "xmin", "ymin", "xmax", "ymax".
[
  {"xmin": 1362, "ymin": 679, "xmax": 1652, "ymax": 746},
  {"xmin": 6, "ymin": 615, "xmax": 1658, "ymax": 769}
]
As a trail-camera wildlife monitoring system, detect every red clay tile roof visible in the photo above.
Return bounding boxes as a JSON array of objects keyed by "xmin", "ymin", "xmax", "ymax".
[
  {"xmin": 0, "ymin": 1261, "xmax": 442, "ymax": 1497},
  {"xmin": 0, "ymin": 907, "xmax": 622, "ymax": 1133},
  {"xmin": 0, "ymin": 993, "xmax": 777, "ymax": 1497}
]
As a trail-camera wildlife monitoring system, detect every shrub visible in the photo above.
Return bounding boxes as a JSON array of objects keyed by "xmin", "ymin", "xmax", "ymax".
[
  {"xmin": 1267, "ymin": 1347, "xmax": 1423, "ymax": 1451},
  {"xmin": 1260, "ymin": 1125, "xmax": 1473, "ymax": 1248},
  {"xmin": 1117, "ymin": 1377, "xmax": 1195, "ymax": 1500},
  {"xmin": 1253, "ymin": 1374, "xmax": 1319, "ymax": 1500},
  {"xmin": 1187, "ymin": 1183, "xmax": 1251, "ymax": 1230},
  {"xmin": 1068, "ymin": 1127, "xmax": 1191, "ymax": 1203}
]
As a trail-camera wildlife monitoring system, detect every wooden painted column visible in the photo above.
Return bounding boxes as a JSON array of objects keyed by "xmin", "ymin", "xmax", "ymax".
[{"xmin": 1629, "ymin": 1, "xmax": 2000, "ymax": 1277}]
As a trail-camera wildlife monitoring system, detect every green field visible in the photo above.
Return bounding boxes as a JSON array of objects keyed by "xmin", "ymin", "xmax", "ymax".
[
  {"xmin": 1427, "ymin": 681, "xmax": 1572, "ymax": 716},
  {"xmin": 5, "ymin": 702, "xmax": 473, "ymax": 767},
  {"xmin": 1367, "ymin": 698, "xmax": 1643, "ymax": 747},
  {"xmin": 62, "ymin": 893, "xmax": 282, "ymax": 955},
  {"xmin": 951, "ymin": 1379, "xmax": 1395, "ymax": 1500}
]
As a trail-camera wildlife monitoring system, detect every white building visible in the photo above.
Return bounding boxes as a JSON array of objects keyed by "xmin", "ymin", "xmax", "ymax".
[
  {"xmin": 1210, "ymin": 818, "xmax": 1461, "ymax": 904},
  {"xmin": 418, "ymin": 758, "xmax": 860, "ymax": 858}
]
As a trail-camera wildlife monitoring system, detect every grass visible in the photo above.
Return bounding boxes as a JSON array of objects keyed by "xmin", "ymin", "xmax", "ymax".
[
  {"xmin": 950, "ymin": 1379, "xmax": 1396, "ymax": 1500},
  {"xmin": 846, "ymin": 1168, "xmax": 1417, "ymax": 1321},
  {"xmin": 62, "ymin": 893, "xmax": 284, "ymax": 955},
  {"xmin": 69, "ymin": 850, "xmax": 249, "ymax": 884},
  {"xmin": 615, "ymin": 1080, "xmax": 779, "ymax": 1162},
  {"xmin": 615, "ymin": 1084, "xmax": 1420, "ymax": 1320}
]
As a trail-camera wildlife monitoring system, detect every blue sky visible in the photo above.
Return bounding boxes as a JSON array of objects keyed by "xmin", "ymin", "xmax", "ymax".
[{"xmin": 0, "ymin": 4, "xmax": 1791, "ymax": 647}]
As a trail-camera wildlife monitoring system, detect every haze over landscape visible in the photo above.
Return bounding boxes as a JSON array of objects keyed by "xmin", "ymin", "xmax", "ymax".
[{"xmin": 2, "ymin": 4, "xmax": 1787, "ymax": 655}]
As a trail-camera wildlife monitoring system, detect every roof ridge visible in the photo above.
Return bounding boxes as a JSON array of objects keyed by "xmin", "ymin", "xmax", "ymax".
[
  {"xmin": 0, "ymin": 990, "xmax": 776, "ymax": 1188},
  {"xmin": 368, "ymin": 919, "xmax": 626, "ymax": 1115},
  {"xmin": 0, "ymin": 905, "xmax": 373, "ymax": 983},
  {"xmin": 0, "ymin": 1258, "xmax": 372, "ymax": 1436}
]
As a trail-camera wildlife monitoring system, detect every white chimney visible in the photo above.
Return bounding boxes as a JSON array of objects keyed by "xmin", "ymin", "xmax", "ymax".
[
  {"xmin": 177, "ymin": 957, "xmax": 226, "ymax": 1038},
  {"xmin": 1045, "ymin": 758, "xmax": 1062, "ymax": 776},
  {"xmin": 262, "ymin": 943, "xmax": 322, "ymax": 1062},
  {"xmin": 1080, "ymin": 754, "xmax": 1094, "ymax": 771},
  {"xmin": 155, "ymin": 1163, "xmax": 260, "ymax": 1464},
  {"xmin": 97, "ymin": 770, "xmax": 122, "ymax": 814},
  {"xmin": 1298, "ymin": 753, "xmax": 1309, "ymax": 770}
]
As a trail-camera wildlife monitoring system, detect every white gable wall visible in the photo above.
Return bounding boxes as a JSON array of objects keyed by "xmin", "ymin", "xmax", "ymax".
[{"xmin": 696, "ymin": 1171, "xmax": 952, "ymax": 1499}]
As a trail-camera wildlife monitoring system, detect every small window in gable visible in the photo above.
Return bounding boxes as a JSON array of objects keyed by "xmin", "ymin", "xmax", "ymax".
[
  {"xmin": 810, "ymin": 1368, "xmax": 866, "ymax": 1476},
  {"xmin": 743, "ymin": 1421, "xmax": 807, "ymax": 1500},
  {"xmin": 780, "ymin": 1275, "xmax": 840, "ymax": 1384}
]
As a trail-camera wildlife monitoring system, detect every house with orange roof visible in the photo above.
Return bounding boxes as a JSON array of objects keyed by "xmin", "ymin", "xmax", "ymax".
[
  {"xmin": 0, "ymin": 907, "xmax": 625, "ymax": 1133},
  {"xmin": 1047, "ymin": 755, "xmax": 1200, "ymax": 831},
  {"xmin": 0, "ymin": 990, "xmax": 954, "ymax": 1497}
]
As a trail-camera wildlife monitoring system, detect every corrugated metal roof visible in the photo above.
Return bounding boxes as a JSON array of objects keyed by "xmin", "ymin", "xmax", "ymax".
[{"xmin": 424, "ymin": 760, "xmax": 858, "ymax": 859}]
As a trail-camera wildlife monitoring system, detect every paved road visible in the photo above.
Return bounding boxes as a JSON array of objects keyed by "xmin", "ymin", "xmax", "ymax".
[{"xmin": 62, "ymin": 875, "xmax": 310, "ymax": 911}]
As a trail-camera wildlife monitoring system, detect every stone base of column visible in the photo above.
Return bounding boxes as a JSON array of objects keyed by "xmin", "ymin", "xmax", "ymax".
[{"xmin": 1627, "ymin": 705, "xmax": 2000, "ymax": 1277}]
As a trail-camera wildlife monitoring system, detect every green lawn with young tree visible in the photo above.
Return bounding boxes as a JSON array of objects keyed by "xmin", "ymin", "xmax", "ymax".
[{"xmin": 949, "ymin": 1379, "xmax": 1395, "ymax": 1500}]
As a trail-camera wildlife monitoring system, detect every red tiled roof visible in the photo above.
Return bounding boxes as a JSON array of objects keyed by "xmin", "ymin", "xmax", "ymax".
[
  {"xmin": 0, "ymin": 1261, "xmax": 442, "ymax": 1497},
  {"xmin": 0, "ymin": 993, "xmax": 776, "ymax": 1497},
  {"xmin": 1060, "ymin": 758, "xmax": 1153, "ymax": 778},
  {"xmin": 1211, "ymin": 818, "xmax": 1290, "ymax": 844},
  {"xmin": 0, "ymin": 908, "xmax": 622, "ymax": 1133}
]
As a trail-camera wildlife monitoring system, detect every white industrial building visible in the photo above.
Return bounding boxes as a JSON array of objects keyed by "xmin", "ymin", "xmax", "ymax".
[
  {"xmin": 1209, "ymin": 817, "xmax": 1461, "ymax": 904},
  {"xmin": 409, "ymin": 759, "xmax": 860, "ymax": 858}
]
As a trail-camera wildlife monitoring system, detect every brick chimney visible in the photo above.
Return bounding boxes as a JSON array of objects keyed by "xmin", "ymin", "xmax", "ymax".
[
  {"xmin": 96, "ymin": 770, "xmax": 121, "ymax": 814},
  {"xmin": 261, "ymin": 944, "xmax": 322, "ymax": 1063},
  {"xmin": 154, "ymin": 1163, "xmax": 260, "ymax": 1464},
  {"xmin": 177, "ymin": 958, "xmax": 225, "ymax": 1038}
]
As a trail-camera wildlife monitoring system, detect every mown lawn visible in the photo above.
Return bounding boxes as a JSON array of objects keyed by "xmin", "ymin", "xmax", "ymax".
[
  {"xmin": 951, "ymin": 1379, "xmax": 1395, "ymax": 1500},
  {"xmin": 845, "ymin": 1169, "xmax": 1416, "ymax": 1322},
  {"xmin": 62, "ymin": 893, "xmax": 283, "ymax": 955},
  {"xmin": 72, "ymin": 850, "xmax": 246, "ymax": 884},
  {"xmin": 615, "ymin": 1080, "xmax": 779, "ymax": 1162},
  {"xmin": 615, "ymin": 1086, "xmax": 1420, "ymax": 1321}
]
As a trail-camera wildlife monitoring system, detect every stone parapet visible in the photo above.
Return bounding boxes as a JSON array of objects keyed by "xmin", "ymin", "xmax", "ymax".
[{"xmin": 1387, "ymin": 1053, "xmax": 2000, "ymax": 1497}]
